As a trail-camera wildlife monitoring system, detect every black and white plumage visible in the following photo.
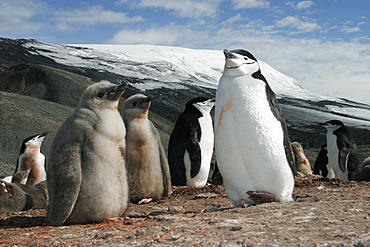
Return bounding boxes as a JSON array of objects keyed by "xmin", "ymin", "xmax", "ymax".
[
  {"xmin": 319, "ymin": 120, "xmax": 360, "ymax": 180},
  {"xmin": 14, "ymin": 132, "xmax": 48, "ymax": 186},
  {"xmin": 313, "ymin": 143, "xmax": 328, "ymax": 177},
  {"xmin": 214, "ymin": 49, "xmax": 296, "ymax": 207},
  {"xmin": 168, "ymin": 97, "xmax": 215, "ymax": 187}
]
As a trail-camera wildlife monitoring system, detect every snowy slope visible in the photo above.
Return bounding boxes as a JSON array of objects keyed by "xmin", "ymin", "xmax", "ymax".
[{"xmin": 20, "ymin": 40, "xmax": 370, "ymax": 128}]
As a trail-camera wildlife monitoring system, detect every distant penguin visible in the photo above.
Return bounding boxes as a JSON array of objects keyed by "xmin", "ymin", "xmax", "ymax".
[
  {"xmin": 122, "ymin": 94, "xmax": 171, "ymax": 203},
  {"xmin": 15, "ymin": 132, "xmax": 48, "ymax": 186},
  {"xmin": 313, "ymin": 144, "xmax": 328, "ymax": 177},
  {"xmin": 291, "ymin": 142, "xmax": 312, "ymax": 175},
  {"xmin": 47, "ymin": 81, "xmax": 129, "ymax": 225},
  {"xmin": 319, "ymin": 120, "xmax": 360, "ymax": 180},
  {"xmin": 168, "ymin": 97, "xmax": 215, "ymax": 187},
  {"xmin": 352, "ymin": 157, "xmax": 370, "ymax": 181},
  {"xmin": 214, "ymin": 49, "xmax": 296, "ymax": 207}
]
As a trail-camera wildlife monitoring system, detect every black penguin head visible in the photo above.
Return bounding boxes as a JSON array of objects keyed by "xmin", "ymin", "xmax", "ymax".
[
  {"xmin": 222, "ymin": 49, "xmax": 260, "ymax": 77},
  {"xmin": 185, "ymin": 97, "xmax": 215, "ymax": 114},
  {"xmin": 20, "ymin": 132, "xmax": 48, "ymax": 154},
  {"xmin": 122, "ymin": 93, "xmax": 153, "ymax": 121},
  {"xmin": 80, "ymin": 81, "xmax": 127, "ymax": 110},
  {"xmin": 319, "ymin": 120, "xmax": 344, "ymax": 132}
]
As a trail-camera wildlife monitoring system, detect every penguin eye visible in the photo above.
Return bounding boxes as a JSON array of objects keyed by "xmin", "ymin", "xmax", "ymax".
[
  {"xmin": 244, "ymin": 57, "xmax": 249, "ymax": 60},
  {"xmin": 98, "ymin": 93, "xmax": 105, "ymax": 98}
]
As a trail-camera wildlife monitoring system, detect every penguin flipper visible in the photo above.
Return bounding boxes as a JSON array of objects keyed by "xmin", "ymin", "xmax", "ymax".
[
  {"xmin": 185, "ymin": 140, "xmax": 202, "ymax": 179},
  {"xmin": 47, "ymin": 147, "xmax": 82, "ymax": 226},
  {"xmin": 338, "ymin": 148, "xmax": 350, "ymax": 174},
  {"xmin": 158, "ymin": 138, "xmax": 171, "ymax": 197}
]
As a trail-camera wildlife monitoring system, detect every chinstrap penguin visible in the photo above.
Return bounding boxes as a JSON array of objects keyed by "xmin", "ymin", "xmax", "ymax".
[
  {"xmin": 122, "ymin": 94, "xmax": 171, "ymax": 203},
  {"xmin": 168, "ymin": 97, "xmax": 215, "ymax": 187},
  {"xmin": 319, "ymin": 120, "xmax": 360, "ymax": 180},
  {"xmin": 313, "ymin": 144, "xmax": 328, "ymax": 177},
  {"xmin": 291, "ymin": 142, "xmax": 312, "ymax": 175},
  {"xmin": 14, "ymin": 132, "xmax": 48, "ymax": 186},
  {"xmin": 47, "ymin": 81, "xmax": 129, "ymax": 225},
  {"xmin": 214, "ymin": 49, "xmax": 296, "ymax": 207}
]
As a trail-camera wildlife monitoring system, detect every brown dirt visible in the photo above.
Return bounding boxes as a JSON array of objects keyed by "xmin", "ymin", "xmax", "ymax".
[{"xmin": 1, "ymin": 176, "xmax": 370, "ymax": 246}]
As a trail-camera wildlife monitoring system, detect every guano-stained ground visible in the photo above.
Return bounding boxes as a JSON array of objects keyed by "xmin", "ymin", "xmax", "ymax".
[{"xmin": 1, "ymin": 176, "xmax": 370, "ymax": 246}]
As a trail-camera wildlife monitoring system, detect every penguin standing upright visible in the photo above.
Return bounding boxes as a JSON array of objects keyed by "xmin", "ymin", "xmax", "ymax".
[
  {"xmin": 15, "ymin": 132, "xmax": 48, "ymax": 186},
  {"xmin": 313, "ymin": 143, "xmax": 328, "ymax": 177},
  {"xmin": 47, "ymin": 81, "xmax": 129, "ymax": 225},
  {"xmin": 122, "ymin": 94, "xmax": 171, "ymax": 203},
  {"xmin": 319, "ymin": 120, "xmax": 360, "ymax": 180},
  {"xmin": 214, "ymin": 49, "xmax": 296, "ymax": 207},
  {"xmin": 168, "ymin": 97, "xmax": 215, "ymax": 187}
]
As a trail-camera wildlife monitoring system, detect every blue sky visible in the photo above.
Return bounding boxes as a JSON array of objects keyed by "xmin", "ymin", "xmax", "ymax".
[{"xmin": 1, "ymin": 0, "xmax": 370, "ymax": 104}]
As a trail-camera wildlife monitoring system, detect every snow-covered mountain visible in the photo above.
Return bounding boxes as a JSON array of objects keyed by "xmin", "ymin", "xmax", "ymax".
[{"xmin": 1, "ymin": 38, "xmax": 370, "ymax": 146}]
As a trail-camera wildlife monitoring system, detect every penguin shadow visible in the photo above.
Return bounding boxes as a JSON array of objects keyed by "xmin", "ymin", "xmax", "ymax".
[{"xmin": 0, "ymin": 214, "xmax": 49, "ymax": 229}]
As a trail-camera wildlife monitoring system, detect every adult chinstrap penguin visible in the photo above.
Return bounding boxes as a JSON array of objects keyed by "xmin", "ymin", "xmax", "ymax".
[
  {"xmin": 47, "ymin": 81, "xmax": 129, "ymax": 225},
  {"xmin": 214, "ymin": 49, "xmax": 296, "ymax": 207},
  {"xmin": 14, "ymin": 132, "xmax": 48, "ymax": 186},
  {"xmin": 168, "ymin": 97, "xmax": 215, "ymax": 187},
  {"xmin": 319, "ymin": 120, "xmax": 360, "ymax": 180},
  {"xmin": 122, "ymin": 94, "xmax": 171, "ymax": 203}
]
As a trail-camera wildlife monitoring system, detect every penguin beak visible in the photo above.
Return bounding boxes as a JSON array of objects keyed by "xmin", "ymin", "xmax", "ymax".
[
  {"xmin": 114, "ymin": 83, "xmax": 128, "ymax": 92},
  {"xmin": 143, "ymin": 95, "xmax": 154, "ymax": 103},
  {"xmin": 39, "ymin": 132, "xmax": 48, "ymax": 138},
  {"xmin": 108, "ymin": 83, "xmax": 128, "ymax": 101},
  {"xmin": 223, "ymin": 49, "xmax": 237, "ymax": 59}
]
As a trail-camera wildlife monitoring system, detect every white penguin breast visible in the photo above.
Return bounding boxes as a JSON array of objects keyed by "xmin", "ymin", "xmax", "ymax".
[
  {"xmin": 326, "ymin": 132, "xmax": 347, "ymax": 179},
  {"xmin": 185, "ymin": 113, "xmax": 214, "ymax": 187},
  {"xmin": 214, "ymin": 75, "xmax": 294, "ymax": 204}
]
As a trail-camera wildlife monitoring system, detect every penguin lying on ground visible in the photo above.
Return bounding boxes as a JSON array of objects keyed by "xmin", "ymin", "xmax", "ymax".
[
  {"xmin": 168, "ymin": 97, "xmax": 215, "ymax": 187},
  {"xmin": 122, "ymin": 94, "xmax": 171, "ymax": 203},
  {"xmin": 319, "ymin": 120, "xmax": 360, "ymax": 180},
  {"xmin": 0, "ymin": 170, "xmax": 48, "ymax": 213},
  {"xmin": 47, "ymin": 81, "xmax": 129, "ymax": 225},
  {"xmin": 214, "ymin": 49, "xmax": 296, "ymax": 207},
  {"xmin": 352, "ymin": 157, "xmax": 370, "ymax": 181}
]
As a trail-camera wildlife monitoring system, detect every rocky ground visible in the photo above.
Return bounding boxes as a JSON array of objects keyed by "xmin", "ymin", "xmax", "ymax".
[{"xmin": 1, "ymin": 175, "xmax": 370, "ymax": 246}]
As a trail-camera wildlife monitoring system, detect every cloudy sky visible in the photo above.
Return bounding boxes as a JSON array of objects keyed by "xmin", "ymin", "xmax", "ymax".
[{"xmin": 1, "ymin": 0, "xmax": 370, "ymax": 104}]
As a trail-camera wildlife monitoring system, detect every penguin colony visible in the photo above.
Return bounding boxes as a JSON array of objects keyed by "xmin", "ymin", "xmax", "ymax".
[{"xmin": 1, "ymin": 49, "xmax": 370, "ymax": 222}]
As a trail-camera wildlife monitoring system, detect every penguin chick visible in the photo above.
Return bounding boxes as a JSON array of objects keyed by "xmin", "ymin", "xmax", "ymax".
[
  {"xmin": 122, "ymin": 94, "xmax": 171, "ymax": 203},
  {"xmin": 319, "ymin": 120, "xmax": 360, "ymax": 180},
  {"xmin": 15, "ymin": 132, "xmax": 48, "ymax": 186},
  {"xmin": 291, "ymin": 142, "xmax": 312, "ymax": 175},
  {"xmin": 12, "ymin": 168, "xmax": 31, "ymax": 185},
  {"xmin": 214, "ymin": 49, "xmax": 296, "ymax": 207},
  {"xmin": 0, "ymin": 180, "xmax": 33, "ymax": 214},
  {"xmin": 47, "ymin": 81, "xmax": 129, "ymax": 225},
  {"xmin": 168, "ymin": 97, "xmax": 215, "ymax": 187},
  {"xmin": 352, "ymin": 157, "xmax": 370, "ymax": 181}
]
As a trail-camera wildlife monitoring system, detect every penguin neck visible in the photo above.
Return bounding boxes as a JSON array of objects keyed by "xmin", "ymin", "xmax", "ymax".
[{"xmin": 24, "ymin": 146, "xmax": 41, "ymax": 158}]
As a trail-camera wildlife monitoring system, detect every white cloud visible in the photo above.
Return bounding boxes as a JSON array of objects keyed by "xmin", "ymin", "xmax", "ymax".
[
  {"xmin": 122, "ymin": 0, "xmax": 219, "ymax": 18},
  {"xmin": 54, "ymin": 5, "xmax": 143, "ymax": 31},
  {"xmin": 275, "ymin": 16, "xmax": 320, "ymax": 33},
  {"xmin": 107, "ymin": 25, "xmax": 208, "ymax": 46},
  {"xmin": 341, "ymin": 26, "xmax": 361, "ymax": 33},
  {"xmin": 0, "ymin": 0, "xmax": 46, "ymax": 33},
  {"xmin": 231, "ymin": 0, "xmax": 270, "ymax": 9},
  {"xmin": 296, "ymin": 1, "xmax": 314, "ymax": 10}
]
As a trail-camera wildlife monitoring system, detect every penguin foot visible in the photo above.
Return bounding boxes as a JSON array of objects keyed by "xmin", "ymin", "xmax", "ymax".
[
  {"xmin": 235, "ymin": 199, "xmax": 253, "ymax": 208},
  {"xmin": 138, "ymin": 198, "xmax": 153, "ymax": 205},
  {"xmin": 246, "ymin": 191, "xmax": 277, "ymax": 204}
]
